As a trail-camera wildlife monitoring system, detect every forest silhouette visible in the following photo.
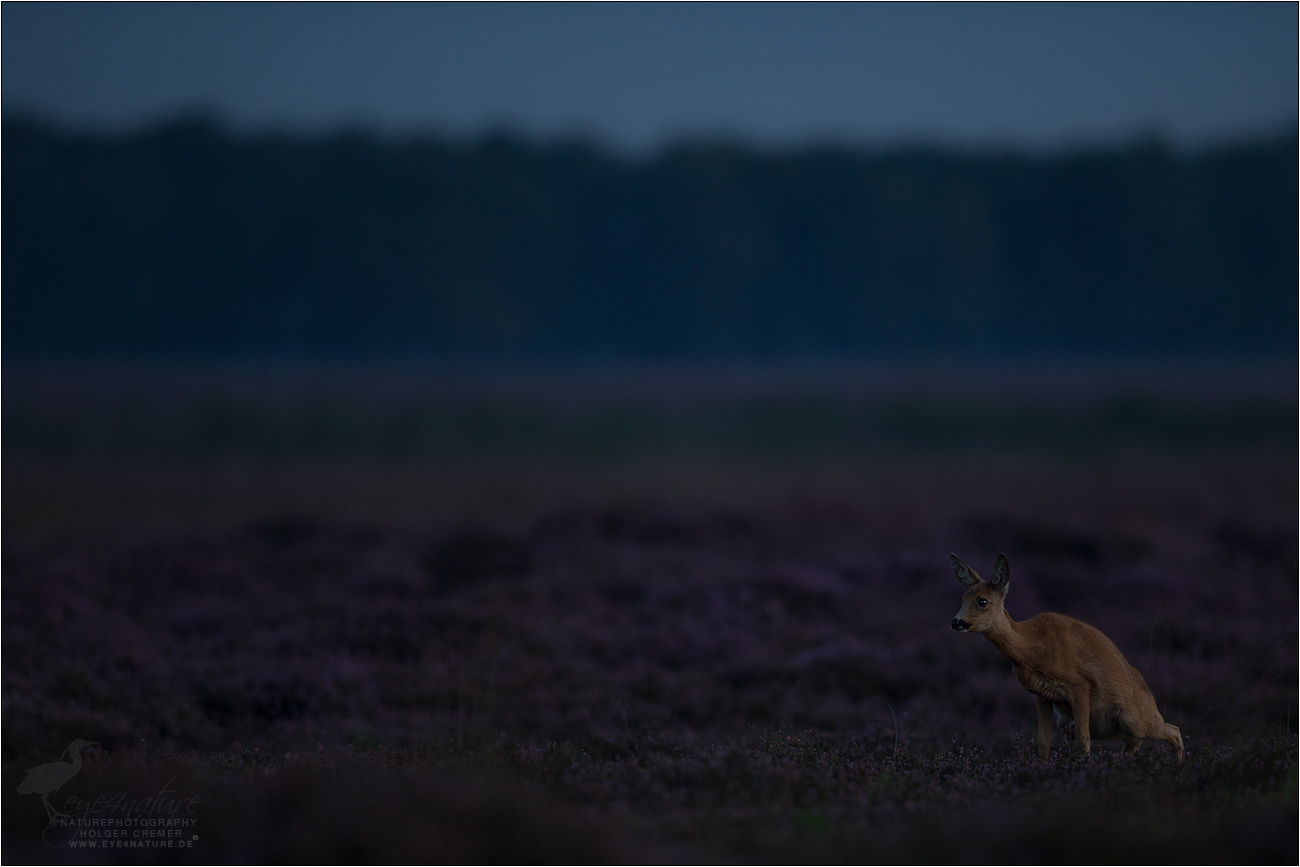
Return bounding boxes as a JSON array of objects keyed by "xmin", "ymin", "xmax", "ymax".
[{"xmin": 3, "ymin": 116, "xmax": 1295, "ymax": 361}]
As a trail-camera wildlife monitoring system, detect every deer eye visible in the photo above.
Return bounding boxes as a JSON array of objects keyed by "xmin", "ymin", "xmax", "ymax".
[{"xmin": 977, "ymin": 598, "xmax": 988, "ymax": 608}]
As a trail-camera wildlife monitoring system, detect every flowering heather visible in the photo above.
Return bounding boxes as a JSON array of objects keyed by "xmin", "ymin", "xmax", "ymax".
[{"xmin": 3, "ymin": 444, "xmax": 1295, "ymax": 861}]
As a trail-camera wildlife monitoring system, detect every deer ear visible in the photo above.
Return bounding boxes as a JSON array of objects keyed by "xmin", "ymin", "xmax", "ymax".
[
  {"xmin": 991, "ymin": 553, "xmax": 1010, "ymax": 590},
  {"xmin": 951, "ymin": 554, "xmax": 981, "ymax": 587}
]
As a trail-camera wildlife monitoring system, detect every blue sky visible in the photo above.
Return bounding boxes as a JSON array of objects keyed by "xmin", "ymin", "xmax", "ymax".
[{"xmin": 3, "ymin": 3, "xmax": 1296, "ymax": 151}]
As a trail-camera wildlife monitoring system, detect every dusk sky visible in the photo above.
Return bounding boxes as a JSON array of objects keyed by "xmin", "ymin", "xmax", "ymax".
[{"xmin": 3, "ymin": 3, "xmax": 1297, "ymax": 151}]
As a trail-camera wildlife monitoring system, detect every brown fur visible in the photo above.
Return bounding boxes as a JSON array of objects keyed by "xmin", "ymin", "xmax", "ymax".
[{"xmin": 950, "ymin": 553, "xmax": 1183, "ymax": 761}]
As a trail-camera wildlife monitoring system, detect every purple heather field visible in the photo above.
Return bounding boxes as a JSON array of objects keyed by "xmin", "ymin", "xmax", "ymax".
[{"xmin": 2, "ymin": 367, "xmax": 1296, "ymax": 863}]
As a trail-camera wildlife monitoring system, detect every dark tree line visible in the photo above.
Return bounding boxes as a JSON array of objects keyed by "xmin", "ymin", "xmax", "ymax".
[{"xmin": 3, "ymin": 115, "xmax": 1295, "ymax": 360}]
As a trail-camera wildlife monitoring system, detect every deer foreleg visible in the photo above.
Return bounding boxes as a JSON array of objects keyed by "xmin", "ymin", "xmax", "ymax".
[
  {"xmin": 1035, "ymin": 696, "xmax": 1054, "ymax": 760},
  {"xmin": 1067, "ymin": 687, "xmax": 1092, "ymax": 755}
]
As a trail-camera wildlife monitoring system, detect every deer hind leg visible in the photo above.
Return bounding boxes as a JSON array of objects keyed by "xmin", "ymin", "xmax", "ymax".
[
  {"xmin": 1036, "ymin": 697, "xmax": 1054, "ymax": 761},
  {"xmin": 1096, "ymin": 705, "xmax": 1140, "ymax": 754},
  {"xmin": 1097, "ymin": 716, "xmax": 1140, "ymax": 754},
  {"xmin": 1117, "ymin": 702, "xmax": 1184, "ymax": 761},
  {"xmin": 1162, "ymin": 723, "xmax": 1184, "ymax": 761}
]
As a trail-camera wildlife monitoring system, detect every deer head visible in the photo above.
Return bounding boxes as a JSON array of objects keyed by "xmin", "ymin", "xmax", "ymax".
[{"xmin": 950, "ymin": 553, "xmax": 1009, "ymax": 633}]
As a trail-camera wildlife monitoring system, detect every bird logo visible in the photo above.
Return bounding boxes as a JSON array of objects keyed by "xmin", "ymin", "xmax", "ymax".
[{"xmin": 16, "ymin": 739, "xmax": 97, "ymax": 822}]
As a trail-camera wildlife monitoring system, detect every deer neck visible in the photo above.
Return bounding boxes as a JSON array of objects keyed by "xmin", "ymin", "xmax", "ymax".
[{"xmin": 981, "ymin": 610, "xmax": 1028, "ymax": 666}]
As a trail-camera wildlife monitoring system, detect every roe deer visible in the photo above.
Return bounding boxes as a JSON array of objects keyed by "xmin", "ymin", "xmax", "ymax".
[{"xmin": 949, "ymin": 553, "xmax": 1183, "ymax": 761}]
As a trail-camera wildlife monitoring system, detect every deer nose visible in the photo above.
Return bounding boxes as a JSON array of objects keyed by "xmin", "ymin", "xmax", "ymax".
[{"xmin": 951, "ymin": 618, "xmax": 968, "ymax": 632}]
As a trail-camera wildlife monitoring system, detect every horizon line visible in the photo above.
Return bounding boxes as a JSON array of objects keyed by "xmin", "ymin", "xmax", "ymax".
[{"xmin": 6, "ymin": 107, "xmax": 1296, "ymax": 161}]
